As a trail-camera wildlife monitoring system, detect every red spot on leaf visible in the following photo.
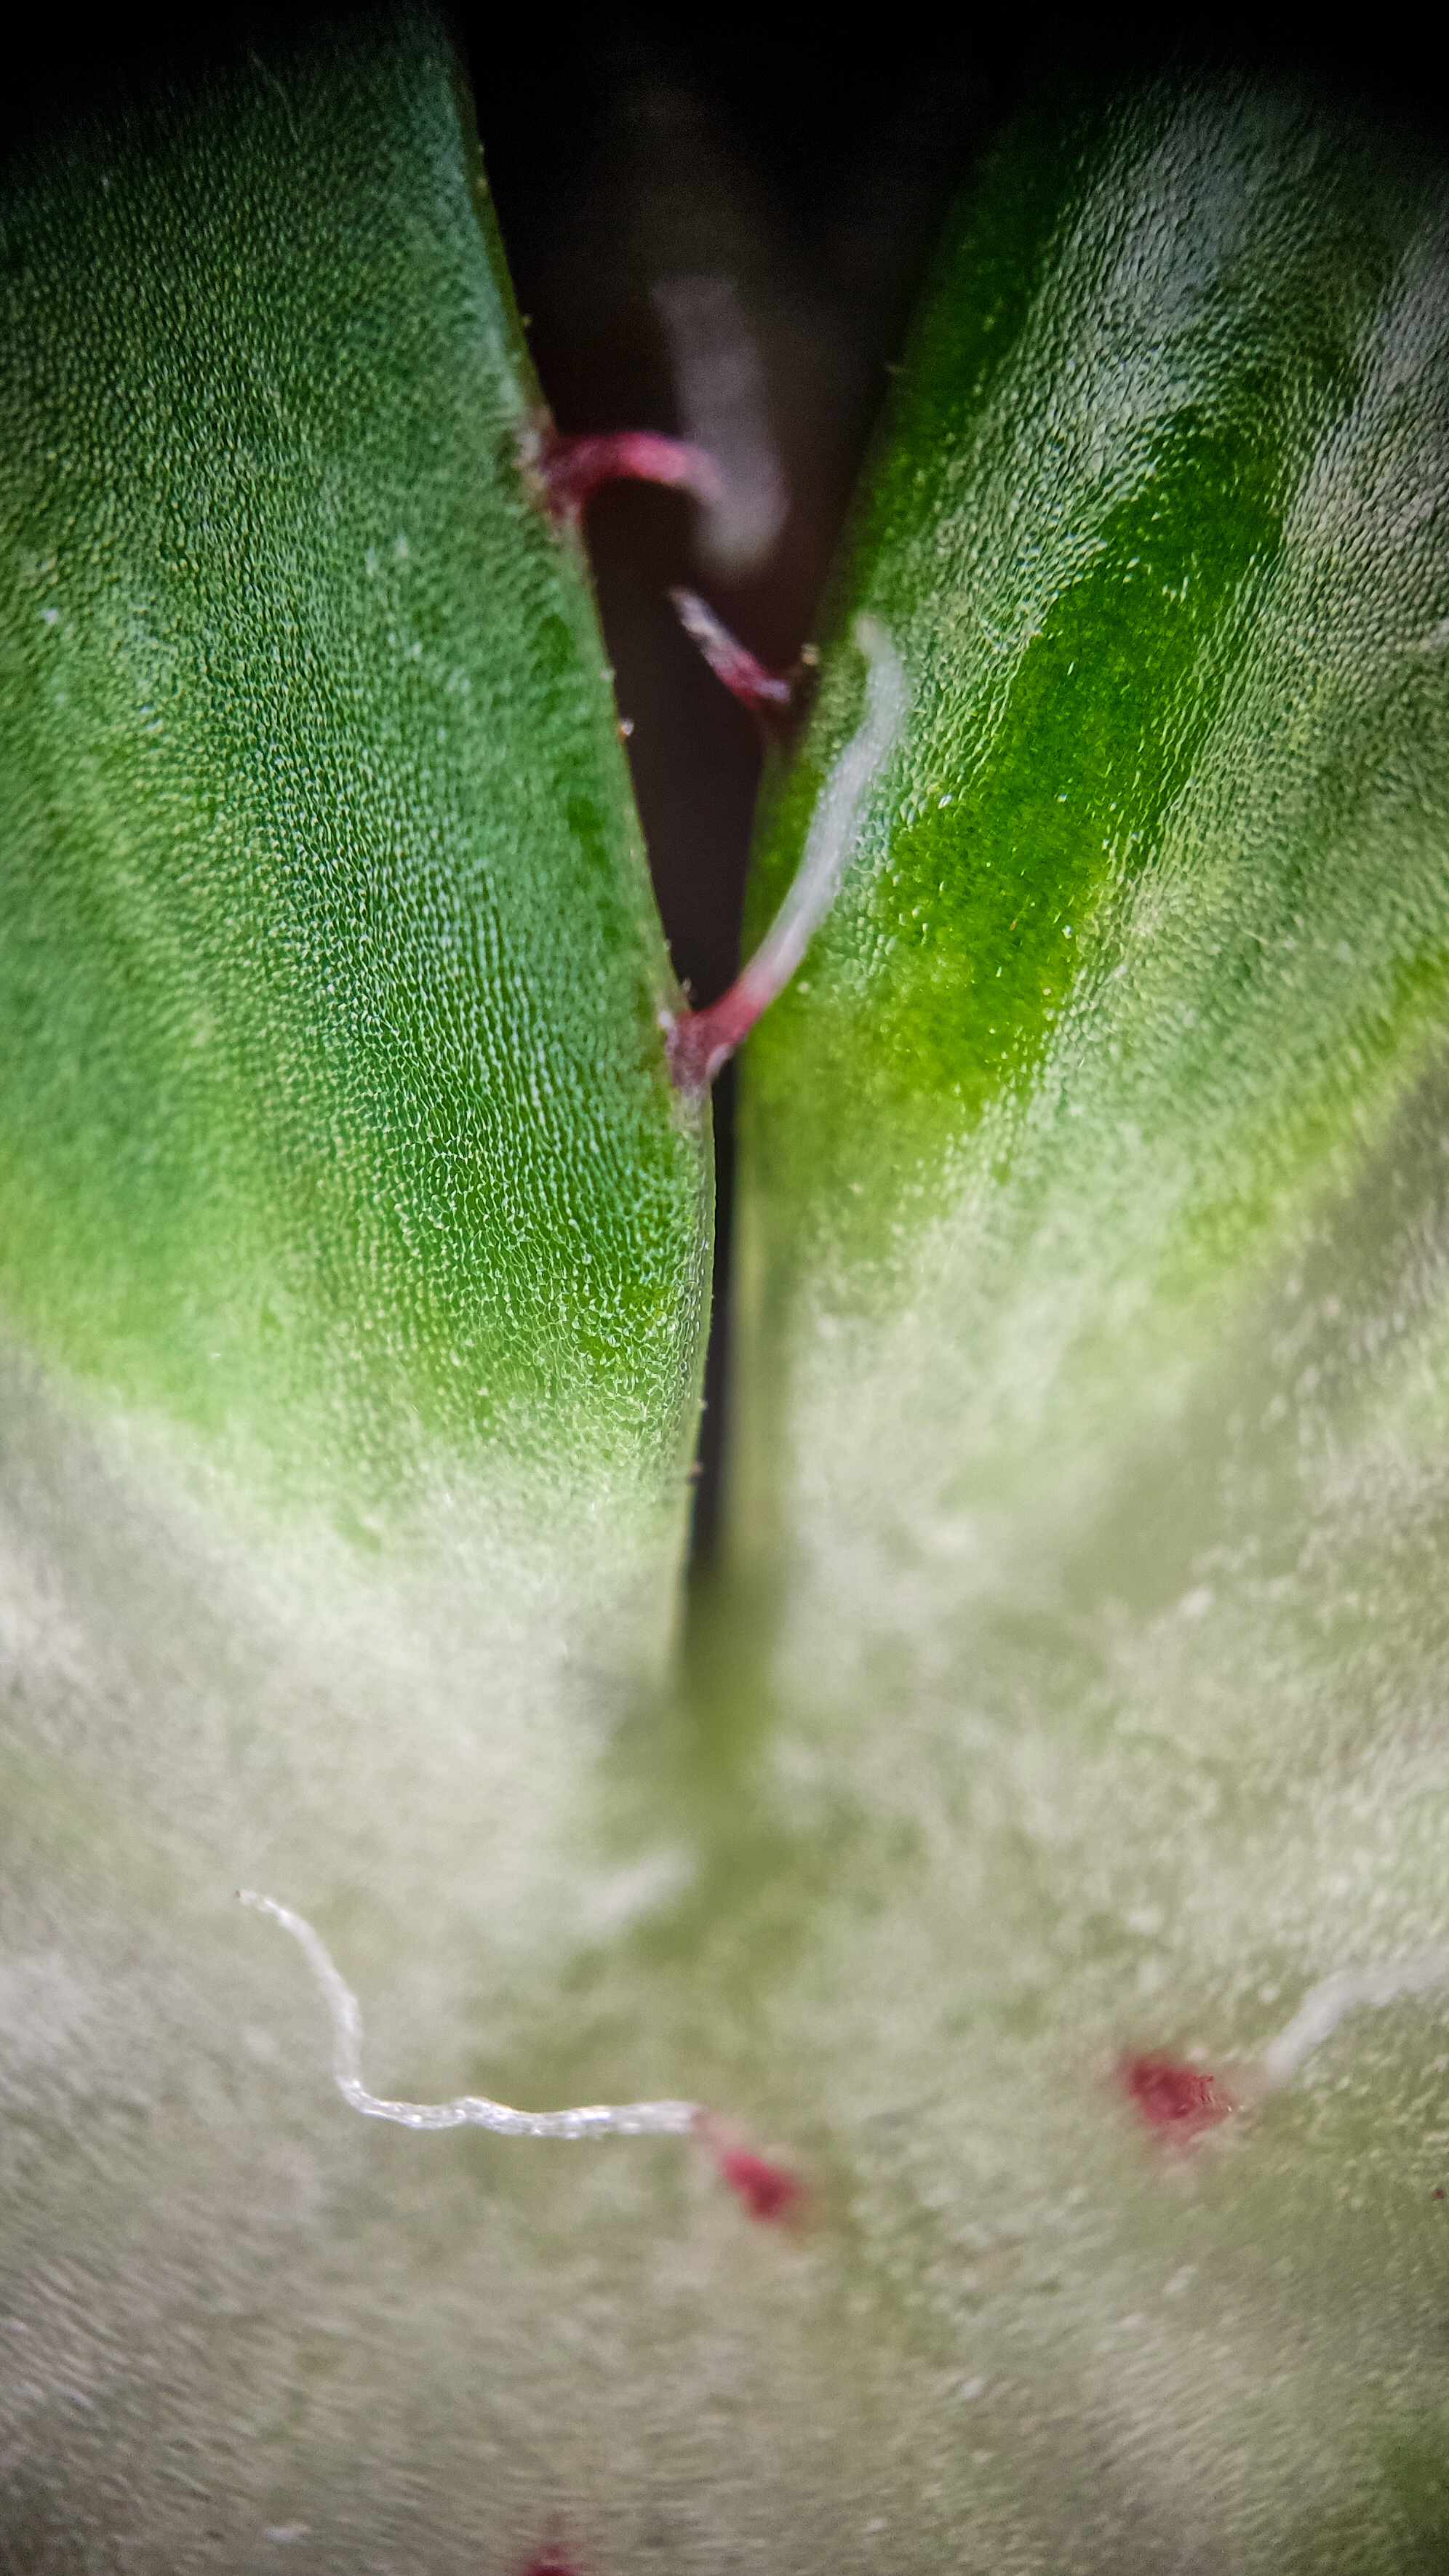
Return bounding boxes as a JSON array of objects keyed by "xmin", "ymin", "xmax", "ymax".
[
  {"xmin": 695, "ymin": 2110, "xmax": 804, "ymax": 2223},
  {"xmin": 1119, "ymin": 2050, "xmax": 1232, "ymax": 2140},
  {"xmin": 518, "ymin": 2537, "xmax": 578, "ymax": 2576},
  {"xmin": 718, "ymin": 2146, "xmax": 802, "ymax": 2223}
]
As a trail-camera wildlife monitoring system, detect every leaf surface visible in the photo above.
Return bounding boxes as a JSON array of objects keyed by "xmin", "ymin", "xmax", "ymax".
[
  {"xmin": 0, "ymin": 22, "xmax": 733, "ymax": 2564},
  {"xmin": 0, "ymin": 9, "xmax": 708, "ymax": 1517},
  {"xmin": 10, "ymin": 33, "xmax": 1449, "ymax": 2573},
  {"xmin": 725, "ymin": 74, "xmax": 1449, "ymax": 2566}
]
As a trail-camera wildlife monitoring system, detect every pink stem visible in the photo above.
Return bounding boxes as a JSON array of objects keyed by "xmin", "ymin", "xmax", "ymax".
[
  {"xmin": 663, "ymin": 613, "xmax": 906, "ymax": 1099},
  {"xmin": 664, "ymin": 955, "xmax": 780, "ymax": 1095},
  {"xmin": 669, "ymin": 588, "xmax": 794, "ymax": 714},
  {"xmin": 532, "ymin": 429, "xmax": 725, "ymax": 527}
]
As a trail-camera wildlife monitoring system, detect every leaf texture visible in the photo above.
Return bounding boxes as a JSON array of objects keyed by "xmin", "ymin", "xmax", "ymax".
[
  {"xmin": 0, "ymin": 23, "xmax": 731, "ymax": 2566},
  {"xmin": 726, "ymin": 76, "xmax": 1449, "ymax": 2568},
  {"xmin": 0, "ymin": 9, "xmax": 708, "ymax": 1517}
]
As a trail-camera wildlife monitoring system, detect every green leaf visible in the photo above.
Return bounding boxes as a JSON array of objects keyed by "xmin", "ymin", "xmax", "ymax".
[
  {"xmin": 0, "ymin": 20, "xmax": 724, "ymax": 2559},
  {"xmin": 727, "ymin": 73, "xmax": 1449, "ymax": 2564},
  {"xmin": 1, "ymin": 9, "xmax": 708, "ymax": 1524}
]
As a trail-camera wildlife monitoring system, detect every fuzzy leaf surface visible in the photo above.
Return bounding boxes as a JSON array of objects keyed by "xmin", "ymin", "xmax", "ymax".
[
  {"xmin": 0, "ymin": 20, "xmax": 725, "ymax": 2567},
  {"xmin": 0, "ymin": 10, "xmax": 708, "ymax": 1514},
  {"xmin": 727, "ymin": 76, "xmax": 1449, "ymax": 2569}
]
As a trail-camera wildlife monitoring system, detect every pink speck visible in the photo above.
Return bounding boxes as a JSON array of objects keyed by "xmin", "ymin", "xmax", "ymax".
[
  {"xmin": 695, "ymin": 2110, "xmax": 803, "ymax": 2223},
  {"xmin": 669, "ymin": 587, "xmax": 794, "ymax": 716},
  {"xmin": 530, "ymin": 429, "xmax": 724, "ymax": 529},
  {"xmin": 1119, "ymin": 2050, "xmax": 1232, "ymax": 2140},
  {"xmin": 519, "ymin": 2543, "xmax": 578, "ymax": 2576},
  {"xmin": 718, "ymin": 2146, "xmax": 802, "ymax": 2223},
  {"xmin": 690, "ymin": 2122, "xmax": 799, "ymax": 2225}
]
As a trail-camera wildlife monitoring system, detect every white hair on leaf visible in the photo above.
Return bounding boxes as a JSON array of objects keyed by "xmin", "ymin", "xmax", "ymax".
[
  {"xmin": 238, "ymin": 1891, "xmax": 698, "ymax": 2140},
  {"xmin": 651, "ymin": 275, "xmax": 787, "ymax": 577},
  {"xmin": 1256, "ymin": 1948, "xmax": 1449, "ymax": 2093},
  {"xmin": 664, "ymin": 612, "xmax": 908, "ymax": 1095}
]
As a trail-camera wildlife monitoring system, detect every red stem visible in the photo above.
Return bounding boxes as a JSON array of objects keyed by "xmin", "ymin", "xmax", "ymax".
[
  {"xmin": 669, "ymin": 588, "xmax": 794, "ymax": 715},
  {"xmin": 663, "ymin": 957, "xmax": 776, "ymax": 1097},
  {"xmin": 532, "ymin": 429, "xmax": 724, "ymax": 527}
]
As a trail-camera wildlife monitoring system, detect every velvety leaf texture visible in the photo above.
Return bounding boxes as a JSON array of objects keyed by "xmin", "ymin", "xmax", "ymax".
[
  {"xmin": 726, "ymin": 73, "xmax": 1449, "ymax": 2571},
  {"xmin": 746, "ymin": 84, "xmax": 1449, "ymax": 1268},
  {"xmin": 0, "ymin": 9, "xmax": 708, "ymax": 1514},
  {"xmin": 9, "ymin": 25, "xmax": 1449, "ymax": 2576},
  {"xmin": 0, "ymin": 22, "xmax": 728, "ymax": 2569}
]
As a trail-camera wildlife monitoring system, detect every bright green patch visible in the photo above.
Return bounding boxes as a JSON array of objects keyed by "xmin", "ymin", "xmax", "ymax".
[{"xmin": 0, "ymin": 9, "xmax": 708, "ymax": 1515}]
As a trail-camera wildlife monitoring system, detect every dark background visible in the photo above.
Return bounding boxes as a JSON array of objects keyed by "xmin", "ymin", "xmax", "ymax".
[{"xmin": 8, "ymin": 3, "xmax": 1445, "ymax": 1551}]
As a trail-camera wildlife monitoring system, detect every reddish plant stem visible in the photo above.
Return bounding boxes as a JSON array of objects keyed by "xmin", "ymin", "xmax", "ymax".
[
  {"xmin": 664, "ymin": 954, "xmax": 781, "ymax": 1096},
  {"xmin": 663, "ymin": 612, "xmax": 906, "ymax": 1099},
  {"xmin": 669, "ymin": 587, "xmax": 794, "ymax": 715},
  {"xmin": 532, "ymin": 428, "xmax": 724, "ymax": 528}
]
